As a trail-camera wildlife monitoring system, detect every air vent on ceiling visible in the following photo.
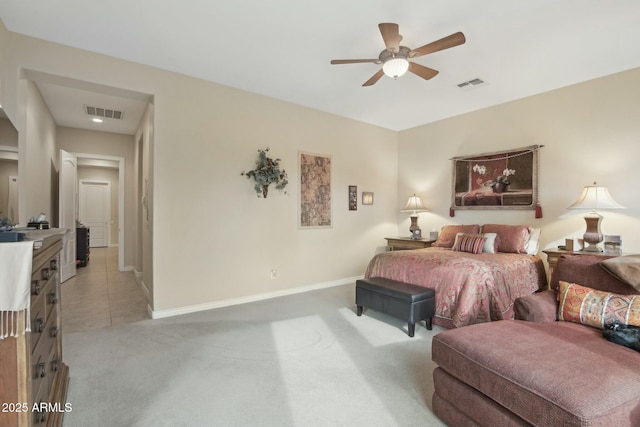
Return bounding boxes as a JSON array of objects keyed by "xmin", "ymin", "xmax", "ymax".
[
  {"xmin": 84, "ymin": 105, "xmax": 124, "ymax": 120},
  {"xmin": 457, "ymin": 78, "xmax": 486, "ymax": 91}
]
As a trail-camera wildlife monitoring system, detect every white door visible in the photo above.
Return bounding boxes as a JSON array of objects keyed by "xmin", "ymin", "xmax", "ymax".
[
  {"xmin": 79, "ymin": 180, "xmax": 111, "ymax": 248},
  {"xmin": 59, "ymin": 150, "xmax": 77, "ymax": 282}
]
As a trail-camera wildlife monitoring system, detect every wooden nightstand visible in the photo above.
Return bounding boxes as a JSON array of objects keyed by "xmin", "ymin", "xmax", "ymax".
[
  {"xmin": 543, "ymin": 249, "xmax": 622, "ymax": 278},
  {"xmin": 385, "ymin": 237, "xmax": 435, "ymax": 251}
]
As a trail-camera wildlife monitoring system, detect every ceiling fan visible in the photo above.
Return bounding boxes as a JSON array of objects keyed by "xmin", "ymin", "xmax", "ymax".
[{"xmin": 330, "ymin": 23, "xmax": 466, "ymax": 86}]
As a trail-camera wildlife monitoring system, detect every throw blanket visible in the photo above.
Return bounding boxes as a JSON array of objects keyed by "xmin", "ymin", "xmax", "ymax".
[
  {"xmin": 0, "ymin": 240, "xmax": 34, "ymax": 338},
  {"xmin": 364, "ymin": 247, "xmax": 545, "ymax": 328}
]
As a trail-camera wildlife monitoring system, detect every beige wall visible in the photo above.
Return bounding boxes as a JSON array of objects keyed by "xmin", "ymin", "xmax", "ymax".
[
  {"xmin": 21, "ymin": 79, "xmax": 57, "ymax": 226},
  {"xmin": 1, "ymin": 30, "xmax": 398, "ymax": 315},
  {"xmin": 398, "ymin": 67, "xmax": 640, "ymax": 254}
]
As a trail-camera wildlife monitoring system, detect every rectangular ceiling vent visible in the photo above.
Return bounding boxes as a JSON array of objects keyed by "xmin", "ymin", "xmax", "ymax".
[
  {"xmin": 457, "ymin": 78, "xmax": 486, "ymax": 91},
  {"xmin": 84, "ymin": 105, "xmax": 124, "ymax": 120}
]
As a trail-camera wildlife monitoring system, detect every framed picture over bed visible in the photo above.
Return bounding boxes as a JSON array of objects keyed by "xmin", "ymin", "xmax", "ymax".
[{"xmin": 451, "ymin": 145, "xmax": 541, "ymax": 211}]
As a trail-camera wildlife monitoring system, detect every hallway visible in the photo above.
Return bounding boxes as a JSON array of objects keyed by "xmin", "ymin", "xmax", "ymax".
[{"xmin": 61, "ymin": 246, "xmax": 149, "ymax": 333}]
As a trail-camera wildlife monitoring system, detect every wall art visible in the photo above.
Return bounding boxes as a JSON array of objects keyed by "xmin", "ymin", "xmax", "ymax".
[
  {"xmin": 451, "ymin": 145, "xmax": 541, "ymax": 212},
  {"xmin": 348, "ymin": 185, "xmax": 357, "ymax": 211},
  {"xmin": 299, "ymin": 152, "xmax": 332, "ymax": 228}
]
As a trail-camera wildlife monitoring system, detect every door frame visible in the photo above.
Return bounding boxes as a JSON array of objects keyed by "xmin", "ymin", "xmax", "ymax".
[
  {"xmin": 74, "ymin": 152, "xmax": 125, "ymax": 271},
  {"xmin": 79, "ymin": 179, "xmax": 111, "ymax": 247}
]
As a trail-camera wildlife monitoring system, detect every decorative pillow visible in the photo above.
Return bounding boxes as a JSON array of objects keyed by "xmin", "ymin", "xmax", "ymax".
[
  {"xmin": 452, "ymin": 233, "xmax": 487, "ymax": 254},
  {"xmin": 432, "ymin": 225, "xmax": 481, "ymax": 248},
  {"xmin": 481, "ymin": 224, "xmax": 532, "ymax": 254},
  {"xmin": 600, "ymin": 255, "xmax": 640, "ymax": 292},
  {"xmin": 482, "ymin": 233, "xmax": 500, "ymax": 254},
  {"xmin": 558, "ymin": 281, "xmax": 640, "ymax": 329}
]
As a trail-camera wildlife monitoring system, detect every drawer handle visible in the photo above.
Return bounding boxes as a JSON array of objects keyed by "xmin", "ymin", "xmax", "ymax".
[
  {"xmin": 34, "ymin": 402, "xmax": 47, "ymax": 423},
  {"xmin": 41, "ymin": 268, "xmax": 50, "ymax": 280},
  {"xmin": 52, "ymin": 359, "xmax": 59, "ymax": 372},
  {"xmin": 32, "ymin": 280, "xmax": 41, "ymax": 295},
  {"xmin": 48, "ymin": 292, "xmax": 58, "ymax": 304},
  {"xmin": 37, "ymin": 361, "xmax": 46, "ymax": 377},
  {"xmin": 35, "ymin": 317, "xmax": 45, "ymax": 333},
  {"xmin": 50, "ymin": 259, "xmax": 58, "ymax": 271},
  {"xmin": 50, "ymin": 326, "xmax": 59, "ymax": 338}
]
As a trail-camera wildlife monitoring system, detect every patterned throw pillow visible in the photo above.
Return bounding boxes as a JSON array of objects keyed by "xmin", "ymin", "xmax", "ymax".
[
  {"xmin": 558, "ymin": 281, "xmax": 640, "ymax": 329},
  {"xmin": 452, "ymin": 233, "xmax": 487, "ymax": 254},
  {"xmin": 481, "ymin": 224, "xmax": 532, "ymax": 254},
  {"xmin": 432, "ymin": 224, "xmax": 481, "ymax": 248}
]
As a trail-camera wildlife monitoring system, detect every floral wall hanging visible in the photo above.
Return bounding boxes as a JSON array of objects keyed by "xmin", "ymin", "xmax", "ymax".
[
  {"xmin": 241, "ymin": 148, "xmax": 288, "ymax": 198},
  {"xmin": 450, "ymin": 145, "xmax": 542, "ymax": 216}
]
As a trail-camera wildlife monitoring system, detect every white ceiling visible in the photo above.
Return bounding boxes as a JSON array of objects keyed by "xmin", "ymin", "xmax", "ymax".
[{"xmin": 1, "ymin": 0, "xmax": 640, "ymax": 133}]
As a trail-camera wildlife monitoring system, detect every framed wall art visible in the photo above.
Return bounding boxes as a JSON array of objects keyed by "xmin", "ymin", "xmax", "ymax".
[
  {"xmin": 362, "ymin": 192, "xmax": 374, "ymax": 205},
  {"xmin": 451, "ymin": 145, "xmax": 541, "ymax": 212},
  {"xmin": 348, "ymin": 185, "xmax": 357, "ymax": 211},
  {"xmin": 299, "ymin": 152, "xmax": 332, "ymax": 228}
]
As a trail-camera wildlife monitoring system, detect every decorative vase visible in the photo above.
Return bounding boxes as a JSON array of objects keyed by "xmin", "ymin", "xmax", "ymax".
[
  {"xmin": 492, "ymin": 182, "xmax": 505, "ymax": 194},
  {"xmin": 262, "ymin": 184, "xmax": 269, "ymax": 198}
]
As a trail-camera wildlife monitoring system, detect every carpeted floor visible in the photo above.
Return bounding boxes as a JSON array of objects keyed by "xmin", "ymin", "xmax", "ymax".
[{"xmin": 62, "ymin": 283, "xmax": 446, "ymax": 426}]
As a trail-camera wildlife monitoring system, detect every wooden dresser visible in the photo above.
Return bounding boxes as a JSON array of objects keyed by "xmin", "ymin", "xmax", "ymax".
[{"xmin": 0, "ymin": 230, "xmax": 70, "ymax": 427}]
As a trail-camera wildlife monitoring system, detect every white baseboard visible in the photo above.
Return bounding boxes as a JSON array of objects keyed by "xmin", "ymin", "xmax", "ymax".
[{"xmin": 150, "ymin": 275, "xmax": 363, "ymax": 320}]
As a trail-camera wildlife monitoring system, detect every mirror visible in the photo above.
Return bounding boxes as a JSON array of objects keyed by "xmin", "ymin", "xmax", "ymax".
[{"xmin": 0, "ymin": 107, "xmax": 19, "ymax": 225}]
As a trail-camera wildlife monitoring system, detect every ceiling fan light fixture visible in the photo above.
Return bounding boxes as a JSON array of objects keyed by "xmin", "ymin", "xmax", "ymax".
[{"xmin": 382, "ymin": 57, "xmax": 409, "ymax": 79}]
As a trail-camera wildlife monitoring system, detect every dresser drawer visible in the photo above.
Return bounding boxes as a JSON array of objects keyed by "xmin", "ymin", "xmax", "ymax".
[{"xmin": 30, "ymin": 293, "xmax": 47, "ymax": 353}]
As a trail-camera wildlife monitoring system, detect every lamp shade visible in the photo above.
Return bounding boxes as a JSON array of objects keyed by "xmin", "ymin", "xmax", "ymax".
[
  {"xmin": 382, "ymin": 57, "xmax": 409, "ymax": 79},
  {"xmin": 567, "ymin": 182, "xmax": 625, "ymax": 210},
  {"xmin": 401, "ymin": 194, "xmax": 428, "ymax": 214}
]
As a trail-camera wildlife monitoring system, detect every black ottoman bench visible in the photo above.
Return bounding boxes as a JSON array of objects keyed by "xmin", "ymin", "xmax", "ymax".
[{"xmin": 355, "ymin": 277, "xmax": 435, "ymax": 337}]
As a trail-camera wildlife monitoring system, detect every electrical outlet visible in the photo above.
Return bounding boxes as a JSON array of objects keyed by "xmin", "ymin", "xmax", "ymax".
[{"xmin": 270, "ymin": 269, "xmax": 277, "ymax": 280}]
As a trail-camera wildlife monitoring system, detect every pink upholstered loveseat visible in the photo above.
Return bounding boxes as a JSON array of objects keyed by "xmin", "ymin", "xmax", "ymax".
[{"xmin": 431, "ymin": 253, "xmax": 640, "ymax": 426}]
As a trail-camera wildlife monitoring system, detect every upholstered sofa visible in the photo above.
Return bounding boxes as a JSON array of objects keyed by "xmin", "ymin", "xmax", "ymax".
[{"xmin": 431, "ymin": 253, "xmax": 640, "ymax": 426}]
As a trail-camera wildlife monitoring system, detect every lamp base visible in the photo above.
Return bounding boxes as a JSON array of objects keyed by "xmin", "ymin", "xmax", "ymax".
[
  {"xmin": 582, "ymin": 211, "xmax": 604, "ymax": 252},
  {"xmin": 409, "ymin": 215, "xmax": 421, "ymax": 240}
]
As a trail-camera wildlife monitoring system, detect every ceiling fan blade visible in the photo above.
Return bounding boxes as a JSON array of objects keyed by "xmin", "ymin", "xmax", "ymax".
[
  {"xmin": 410, "ymin": 31, "xmax": 466, "ymax": 58},
  {"xmin": 330, "ymin": 59, "xmax": 380, "ymax": 65},
  {"xmin": 362, "ymin": 69, "xmax": 384, "ymax": 87},
  {"xmin": 378, "ymin": 23, "xmax": 402, "ymax": 53},
  {"xmin": 408, "ymin": 62, "xmax": 439, "ymax": 80}
]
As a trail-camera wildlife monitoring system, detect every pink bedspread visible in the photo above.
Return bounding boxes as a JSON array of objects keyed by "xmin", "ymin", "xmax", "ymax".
[{"xmin": 364, "ymin": 248, "xmax": 546, "ymax": 328}]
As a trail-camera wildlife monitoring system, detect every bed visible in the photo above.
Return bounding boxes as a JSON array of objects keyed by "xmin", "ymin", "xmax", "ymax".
[{"xmin": 364, "ymin": 224, "xmax": 547, "ymax": 329}]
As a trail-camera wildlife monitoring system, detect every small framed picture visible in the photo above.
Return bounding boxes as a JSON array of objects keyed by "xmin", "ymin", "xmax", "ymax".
[
  {"xmin": 348, "ymin": 185, "xmax": 357, "ymax": 211},
  {"xmin": 362, "ymin": 192, "xmax": 374, "ymax": 205}
]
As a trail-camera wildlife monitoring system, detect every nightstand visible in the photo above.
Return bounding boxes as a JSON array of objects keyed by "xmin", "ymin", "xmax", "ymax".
[{"xmin": 385, "ymin": 237, "xmax": 435, "ymax": 251}]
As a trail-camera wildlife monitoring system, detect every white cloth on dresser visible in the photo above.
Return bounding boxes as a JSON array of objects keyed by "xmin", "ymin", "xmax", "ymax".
[{"xmin": 0, "ymin": 240, "xmax": 34, "ymax": 338}]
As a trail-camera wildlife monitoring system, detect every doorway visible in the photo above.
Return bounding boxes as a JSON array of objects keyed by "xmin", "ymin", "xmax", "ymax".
[{"xmin": 75, "ymin": 153, "xmax": 125, "ymax": 270}]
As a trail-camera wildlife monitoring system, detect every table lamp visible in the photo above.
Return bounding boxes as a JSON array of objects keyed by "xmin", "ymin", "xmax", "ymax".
[
  {"xmin": 401, "ymin": 194, "xmax": 429, "ymax": 239},
  {"xmin": 567, "ymin": 182, "xmax": 625, "ymax": 252}
]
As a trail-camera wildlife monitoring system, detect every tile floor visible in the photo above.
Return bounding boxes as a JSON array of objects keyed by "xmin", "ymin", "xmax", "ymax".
[{"xmin": 61, "ymin": 246, "xmax": 149, "ymax": 333}]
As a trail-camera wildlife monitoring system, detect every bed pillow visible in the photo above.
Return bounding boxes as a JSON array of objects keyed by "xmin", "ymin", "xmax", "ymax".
[
  {"xmin": 525, "ymin": 228, "xmax": 541, "ymax": 255},
  {"xmin": 432, "ymin": 225, "xmax": 481, "ymax": 248},
  {"xmin": 452, "ymin": 233, "xmax": 487, "ymax": 254},
  {"xmin": 481, "ymin": 224, "xmax": 532, "ymax": 254},
  {"xmin": 482, "ymin": 232, "xmax": 500, "ymax": 254},
  {"xmin": 558, "ymin": 281, "xmax": 640, "ymax": 329}
]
